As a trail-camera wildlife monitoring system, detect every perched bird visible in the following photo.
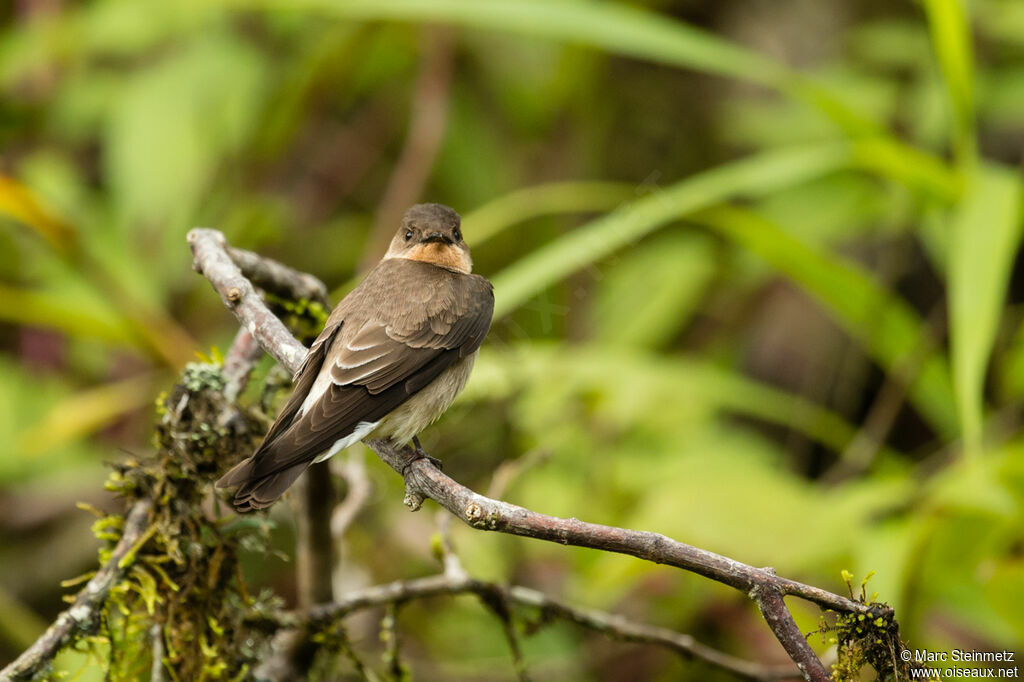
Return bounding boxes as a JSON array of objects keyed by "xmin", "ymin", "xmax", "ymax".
[{"xmin": 218, "ymin": 203, "xmax": 494, "ymax": 512}]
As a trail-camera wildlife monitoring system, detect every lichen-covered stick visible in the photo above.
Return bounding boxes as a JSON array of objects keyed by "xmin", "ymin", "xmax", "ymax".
[{"xmin": 0, "ymin": 500, "xmax": 154, "ymax": 682}]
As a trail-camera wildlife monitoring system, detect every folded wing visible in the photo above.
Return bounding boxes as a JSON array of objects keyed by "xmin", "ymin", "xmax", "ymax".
[{"xmin": 218, "ymin": 259, "xmax": 493, "ymax": 511}]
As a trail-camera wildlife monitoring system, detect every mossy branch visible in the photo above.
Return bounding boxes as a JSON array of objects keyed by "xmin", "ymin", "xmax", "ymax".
[{"xmin": 0, "ymin": 500, "xmax": 153, "ymax": 681}]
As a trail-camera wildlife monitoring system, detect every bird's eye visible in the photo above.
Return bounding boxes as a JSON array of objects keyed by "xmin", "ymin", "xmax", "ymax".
[
  {"xmin": 405, "ymin": 230, "xmax": 413, "ymax": 241},
  {"xmin": 453, "ymin": 228, "xmax": 462, "ymax": 241}
]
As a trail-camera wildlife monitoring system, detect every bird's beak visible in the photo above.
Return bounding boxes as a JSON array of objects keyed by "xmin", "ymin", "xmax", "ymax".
[{"xmin": 422, "ymin": 232, "xmax": 454, "ymax": 245}]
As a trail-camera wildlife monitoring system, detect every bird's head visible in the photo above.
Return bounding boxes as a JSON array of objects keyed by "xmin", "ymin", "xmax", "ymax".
[{"xmin": 385, "ymin": 203, "xmax": 472, "ymax": 274}]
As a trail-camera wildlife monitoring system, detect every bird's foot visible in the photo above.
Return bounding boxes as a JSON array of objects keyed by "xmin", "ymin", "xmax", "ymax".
[
  {"xmin": 407, "ymin": 436, "xmax": 443, "ymax": 472},
  {"xmin": 400, "ymin": 437, "xmax": 441, "ymax": 512}
]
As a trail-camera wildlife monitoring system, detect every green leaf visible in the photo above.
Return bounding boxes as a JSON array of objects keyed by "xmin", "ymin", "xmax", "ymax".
[
  {"xmin": 622, "ymin": 429, "xmax": 909, "ymax": 572},
  {"xmin": 464, "ymin": 181, "xmax": 636, "ymax": 247},
  {"xmin": 924, "ymin": 449, "xmax": 1020, "ymax": 518},
  {"xmin": 468, "ymin": 343, "xmax": 867, "ymax": 455},
  {"xmin": 266, "ymin": 0, "xmax": 877, "ymax": 133},
  {"xmin": 0, "ymin": 175, "xmax": 76, "ymax": 252},
  {"xmin": 591, "ymin": 232, "xmax": 716, "ymax": 349},
  {"xmin": 851, "ymin": 137, "xmax": 960, "ymax": 200},
  {"xmin": 490, "ymin": 142, "xmax": 853, "ymax": 318},
  {"xmin": 281, "ymin": 0, "xmax": 782, "ymax": 84},
  {"xmin": 984, "ymin": 561, "xmax": 1024, "ymax": 641},
  {"xmin": 0, "ymin": 284, "xmax": 138, "ymax": 347},
  {"xmin": 104, "ymin": 31, "xmax": 265, "ymax": 228},
  {"xmin": 693, "ymin": 205, "xmax": 957, "ymax": 437},
  {"xmin": 0, "ymin": 359, "xmax": 105, "ymax": 484},
  {"xmin": 923, "ymin": 0, "xmax": 976, "ymax": 160},
  {"xmin": 947, "ymin": 163, "xmax": 1024, "ymax": 452},
  {"xmin": 16, "ymin": 375, "xmax": 156, "ymax": 458}
]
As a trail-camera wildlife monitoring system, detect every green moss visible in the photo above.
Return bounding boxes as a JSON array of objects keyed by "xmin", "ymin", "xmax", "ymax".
[
  {"xmin": 821, "ymin": 571, "xmax": 915, "ymax": 682},
  {"xmin": 264, "ymin": 294, "xmax": 329, "ymax": 344},
  {"xmin": 71, "ymin": 361, "xmax": 277, "ymax": 681}
]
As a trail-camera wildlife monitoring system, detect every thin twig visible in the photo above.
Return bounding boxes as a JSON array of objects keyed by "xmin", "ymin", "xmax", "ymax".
[
  {"xmin": 331, "ymin": 449, "xmax": 373, "ymax": 542},
  {"xmin": 824, "ymin": 304, "xmax": 945, "ymax": 484},
  {"xmin": 223, "ymin": 328, "xmax": 264, "ymax": 403},
  {"xmin": 361, "ymin": 26, "xmax": 455, "ymax": 269},
  {"xmin": 0, "ymin": 499, "xmax": 154, "ymax": 682},
  {"xmin": 252, "ymin": 573, "xmax": 799, "ymax": 681},
  {"xmin": 477, "ymin": 585, "xmax": 530, "ymax": 682},
  {"xmin": 188, "ymin": 228, "xmax": 310, "ymax": 375},
  {"xmin": 225, "ymin": 245, "xmax": 328, "ymax": 304},
  {"xmin": 294, "ymin": 471, "xmax": 338, "ymax": 609},
  {"xmin": 380, "ymin": 604, "xmax": 403, "ymax": 682},
  {"xmin": 150, "ymin": 624, "xmax": 167, "ymax": 682}
]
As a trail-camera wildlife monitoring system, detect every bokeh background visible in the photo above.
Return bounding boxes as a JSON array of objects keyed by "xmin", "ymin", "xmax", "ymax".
[{"xmin": 2, "ymin": 0, "xmax": 1023, "ymax": 679}]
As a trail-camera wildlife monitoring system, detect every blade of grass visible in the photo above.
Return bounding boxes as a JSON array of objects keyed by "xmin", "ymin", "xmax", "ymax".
[
  {"xmin": 693, "ymin": 205, "xmax": 957, "ymax": 437},
  {"xmin": 947, "ymin": 163, "xmax": 1024, "ymax": 455},
  {"xmin": 0, "ymin": 176, "xmax": 77, "ymax": 252},
  {"xmin": 267, "ymin": 0, "xmax": 878, "ymax": 134},
  {"xmin": 489, "ymin": 141, "xmax": 853, "ymax": 318},
  {"xmin": 922, "ymin": 0, "xmax": 976, "ymax": 163},
  {"xmin": 464, "ymin": 181, "xmax": 637, "ymax": 247},
  {"xmin": 470, "ymin": 343, "xmax": 893, "ymax": 458},
  {"xmin": 16, "ymin": 374, "xmax": 157, "ymax": 458},
  {"xmin": 851, "ymin": 137, "xmax": 961, "ymax": 201},
  {"xmin": 1, "ymin": 176, "xmax": 197, "ymax": 367},
  {"xmin": 0, "ymin": 284, "xmax": 138, "ymax": 346},
  {"xmin": 329, "ymin": 181, "xmax": 636, "ymax": 301},
  {"xmin": 0, "ymin": 281, "xmax": 195, "ymax": 368}
]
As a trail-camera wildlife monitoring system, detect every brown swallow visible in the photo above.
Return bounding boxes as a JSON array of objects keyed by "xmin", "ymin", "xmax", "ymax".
[{"xmin": 218, "ymin": 203, "xmax": 494, "ymax": 512}]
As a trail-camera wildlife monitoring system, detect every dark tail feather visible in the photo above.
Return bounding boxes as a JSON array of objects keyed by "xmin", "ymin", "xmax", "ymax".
[{"xmin": 217, "ymin": 458, "xmax": 308, "ymax": 513}]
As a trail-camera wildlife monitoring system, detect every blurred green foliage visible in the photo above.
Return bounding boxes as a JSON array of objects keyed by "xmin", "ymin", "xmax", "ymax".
[{"xmin": 1, "ymin": 0, "xmax": 1023, "ymax": 679}]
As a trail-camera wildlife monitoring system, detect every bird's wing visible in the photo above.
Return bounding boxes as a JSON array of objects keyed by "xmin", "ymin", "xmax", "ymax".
[
  {"xmin": 219, "ymin": 259, "xmax": 493, "ymax": 508},
  {"xmin": 215, "ymin": 320, "xmax": 341, "ymax": 494},
  {"xmin": 255, "ymin": 320, "xmax": 343, "ymax": 448}
]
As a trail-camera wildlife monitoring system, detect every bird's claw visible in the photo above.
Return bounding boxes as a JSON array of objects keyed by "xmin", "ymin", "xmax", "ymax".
[
  {"xmin": 416, "ymin": 448, "xmax": 443, "ymax": 470},
  {"xmin": 403, "ymin": 448, "xmax": 443, "ymax": 476}
]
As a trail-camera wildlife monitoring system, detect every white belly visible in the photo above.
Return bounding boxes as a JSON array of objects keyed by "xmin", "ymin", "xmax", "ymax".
[
  {"xmin": 307, "ymin": 351, "xmax": 477, "ymax": 462},
  {"xmin": 375, "ymin": 352, "xmax": 477, "ymax": 445}
]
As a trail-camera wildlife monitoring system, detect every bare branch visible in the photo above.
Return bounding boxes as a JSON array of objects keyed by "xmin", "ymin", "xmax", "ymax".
[
  {"xmin": 225, "ymin": 244, "xmax": 329, "ymax": 305},
  {"xmin": 222, "ymin": 328, "xmax": 264, "ymax": 403},
  {"xmin": 294, "ymin": 471, "xmax": 338, "ymax": 609},
  {"xmin": 190, "ymin": 228, "xmax": 339, "ymax": 681},
  {"xmin": 330, "ymin": 450, "xmax": 373, "ymax": 542},
  {"xmin": 754, "ymin": 587, "xmax": 828, "ymax": 682},
  {"xmin": 0, "ymin": 499, "xmax": 154, "ymax": 682},
  {"xmin": 368, "ymin": 439, "xmax": 868, "ymax": 617},
  {"xmin": 150, "ymin": 624, "xmax": 167, "ymax": 682},
  {"xmin": 187, "ymin": 228, "xmax": 308, "ymax": 375},
  {"xmin": 253, "ymin": 573, "xmax": 799, "ymax": 682}
]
